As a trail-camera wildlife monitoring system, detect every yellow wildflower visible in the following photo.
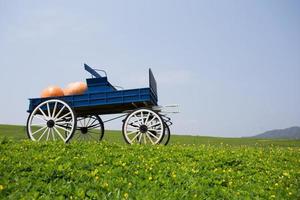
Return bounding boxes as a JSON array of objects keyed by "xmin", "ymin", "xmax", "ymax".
[{"xmin": 102, "ymin": 182, "xmax": 109, "ymax": 188}]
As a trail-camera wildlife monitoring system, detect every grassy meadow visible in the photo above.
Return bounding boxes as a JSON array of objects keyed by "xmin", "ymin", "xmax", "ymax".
[{"xmin": 0, "ymin": 124, "xmax": 299, "ymax": 199}]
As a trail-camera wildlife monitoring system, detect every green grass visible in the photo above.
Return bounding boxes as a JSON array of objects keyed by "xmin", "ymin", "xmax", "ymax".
[
  {"xmin": 1, "ymin": 124, "xmax": 300, "ymax": 199},
  {"xmin": 1, "ymin": 124, "xmax": 300, "ymax": 147}
]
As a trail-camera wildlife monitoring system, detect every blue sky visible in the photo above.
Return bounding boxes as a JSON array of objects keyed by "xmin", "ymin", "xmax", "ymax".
[{"xmin": 0, "ymin": 0, "xmax": 299, "ymax": 137}]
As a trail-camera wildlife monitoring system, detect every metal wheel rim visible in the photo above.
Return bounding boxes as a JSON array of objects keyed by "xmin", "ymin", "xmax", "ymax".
[
  {"xmin": 27, "ymin": 99, "xmax": 76, "ymax": 142},
  {"xmin": 123, "ymin": 109, "xmax": 164, "ymax": 145}
]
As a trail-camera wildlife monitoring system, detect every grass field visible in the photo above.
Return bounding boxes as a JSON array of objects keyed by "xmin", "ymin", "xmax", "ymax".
[
  {"xmin": 1, "ymin": 124, "xmax": 300, "ymax": 199},
  {"xmin": 1, "ymin": 124, "xmax": 300, "ymax": 147}
]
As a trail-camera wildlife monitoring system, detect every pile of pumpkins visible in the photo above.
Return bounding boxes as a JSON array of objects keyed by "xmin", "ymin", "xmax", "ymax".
[{"xmin": 41, "ymin": 82, "xmax": 88, "ymax": 98}]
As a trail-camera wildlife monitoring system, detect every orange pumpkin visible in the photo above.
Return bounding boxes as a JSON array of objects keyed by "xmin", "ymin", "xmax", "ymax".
[
  {"xmin": 63, "ymin": 82, "xmax": 87, "ymax": 96},
  {"xmin": 41, "ymin": 86, "xmax": 64, "ymax": 98}
]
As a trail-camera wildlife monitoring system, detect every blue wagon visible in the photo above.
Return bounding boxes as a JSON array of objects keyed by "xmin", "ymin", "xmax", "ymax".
[{"xmin": 26, "ymin": 64, "xmax": 172, "ymax": 145}]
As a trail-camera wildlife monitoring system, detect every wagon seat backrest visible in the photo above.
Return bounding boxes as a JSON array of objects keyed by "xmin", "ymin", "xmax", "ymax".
[
  {"xmin": 84, "ymin": 64, "xmax": 117, "ymax": 93},
  {"xmin": 86, "ymin": 77, "xmax": 117, "ymax": 93}
]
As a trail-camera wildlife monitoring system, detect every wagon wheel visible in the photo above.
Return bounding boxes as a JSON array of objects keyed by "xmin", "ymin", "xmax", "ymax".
[
  {"xmin": 71, "ymin": 115, "xmax": 104, "ymax": 141},
  {"xmin": 122, "ymin": 109, "xmax": 165, "ymax": 145},
  {"xmin": 160, "ymin": 123, "xmax": 171, "ymax": 145},
  {"xmin": 26, "ymin": 99, "xmax": 76, "ymax": 143}
]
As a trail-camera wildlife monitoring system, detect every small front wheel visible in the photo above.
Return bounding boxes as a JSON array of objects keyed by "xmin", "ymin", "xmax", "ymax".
[
  {"xmin": 122, "ymin": 109, "xmax": 165, "ymax": 145},
  {"xmin": 26, "ymin": 99, "xmax": 76, "ymax": 143}
]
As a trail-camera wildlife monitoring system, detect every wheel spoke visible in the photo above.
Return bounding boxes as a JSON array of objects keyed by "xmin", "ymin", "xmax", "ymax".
[
  {"xmin": 56, "ymin": 124, "xmax": 72, "ymax": 133},
  {"xmin": 146, "ymin": 115, "xmax": 157, "ymax": 126},
  {"xmin": 148, "ymin": 128, "xmax": 162, "ymax": 131},
  {"xmin": 56, "ymin": 112, "xmax": 71, "ymax": 121},
  {"xmin": 88, "ymin": 118, "xmax": 97, "ymax": 127},
  {"xmin": 89, "ymin": 129, "xmax": 100, "ymax": 133},
  {"xmin": 88, "ymin": 123, "xmax": 101, "ymax": 129},
  {"xmin": 47, "ymin": 103, "xmax": 51, "ymax": 118},
  {"xmin": 86, "ymin": 116, "xmax": 92, "ymax": 127},
  {"xmin": 147, "ymin": 131, "xmax": 160, "ymax": 140},
  {"xmin": 46, "ymin": 128, "xmax": 50, "ymax": 141},
  {"xmin": 34, "ymin": 115, "xmax": 48, "ymax": 122},
  {"xmin": 38, "ymin": 108, "xmax": 48, "ymax": 120},
  {"xmin": 53, "ymin": 127, "xmax": 66, "ymax": 141},
  {"xmin": 148, "ymin": 122, "xmax": 162, "ymax": 128},
  {"xmin": 89, "ymin": 133, "xmax": 100, "ymax": 139},
  {"xmin": 140, "ymin": 112, "xmax": 144, "ymax": 124},
  {"xmin": 38, "ymin": 127, "xmax": 48, "ymax": 141},
  {"xmin": 75, "ymin": 133, "xmax": 81, "ymax": 140},
  {"xmin": 138, "ymin": 133, "xmax": 143, "ymax": 143},
  {"xmin": 31, "ymin": 123, "xmax": 47, "ymax": 127},
  {"xmin": 51, "ymin": 129, "xmax": 56, "ymax": 140},
  {"xmin": 86, "ymin": 134, "xmax": 92, "ymax": 140},
  {"xmin": 32, "ymin": 126, "xmax": 47, "ymax": 136},
  {"xmin": 131, "ymin": 132, "xmax": 141, "ymax": 142},
  {"xmin": 130, "ymin": 120, "xmax": 141, "ymax": 126},
  {"xmin": 128, "ymin": 123, "xmax": 139, "ymax": 128},
  {"xmin": 78, "ymin": 134, "xmax": 82, "ymax": 141},
  {"xmin": 78, "ymin": 118, "xmax": 84, "ymax": 127},
  {"xmin": 146, "ymin": 132, "xmax": 155, "ymax": 144},
  {"xmin": 143, "ymin": 133, "xmax": 147, "ymax": 144},
  {"xmin": 133, "ymin": 115, "xmax": 142, "ymax": 126},
  {"xmin": 145, "ymin": 112, "xmax": 150, "ymax": 125},
  {"xmin": 54, "ymin": 105, "xmax": 66, "ymax": 120},
  {"xmin": 127, "ymin": 130, "xmax": 139, "ymax": 135},
  {"xmin": 88, "ymin": 133, "xmax": 98, "ymax": 141},
  {"xmin": 55, "ymin": 121, "xmax": 73, "ymax": 126},
  {"xmin": 52, "ymin": 101, "xmax": 57, "ymax": 118}
]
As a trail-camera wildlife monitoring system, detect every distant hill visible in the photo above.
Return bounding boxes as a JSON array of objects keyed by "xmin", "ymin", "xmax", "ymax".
[{"xmin": 253, "ymin": 127, "xmax": 300, "ymax": 139}]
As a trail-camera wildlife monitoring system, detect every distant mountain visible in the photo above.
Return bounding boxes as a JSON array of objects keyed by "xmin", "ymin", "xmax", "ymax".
[{"xmin": 253, "ymin": 127, "xmax": 300, "ymax": 139}]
